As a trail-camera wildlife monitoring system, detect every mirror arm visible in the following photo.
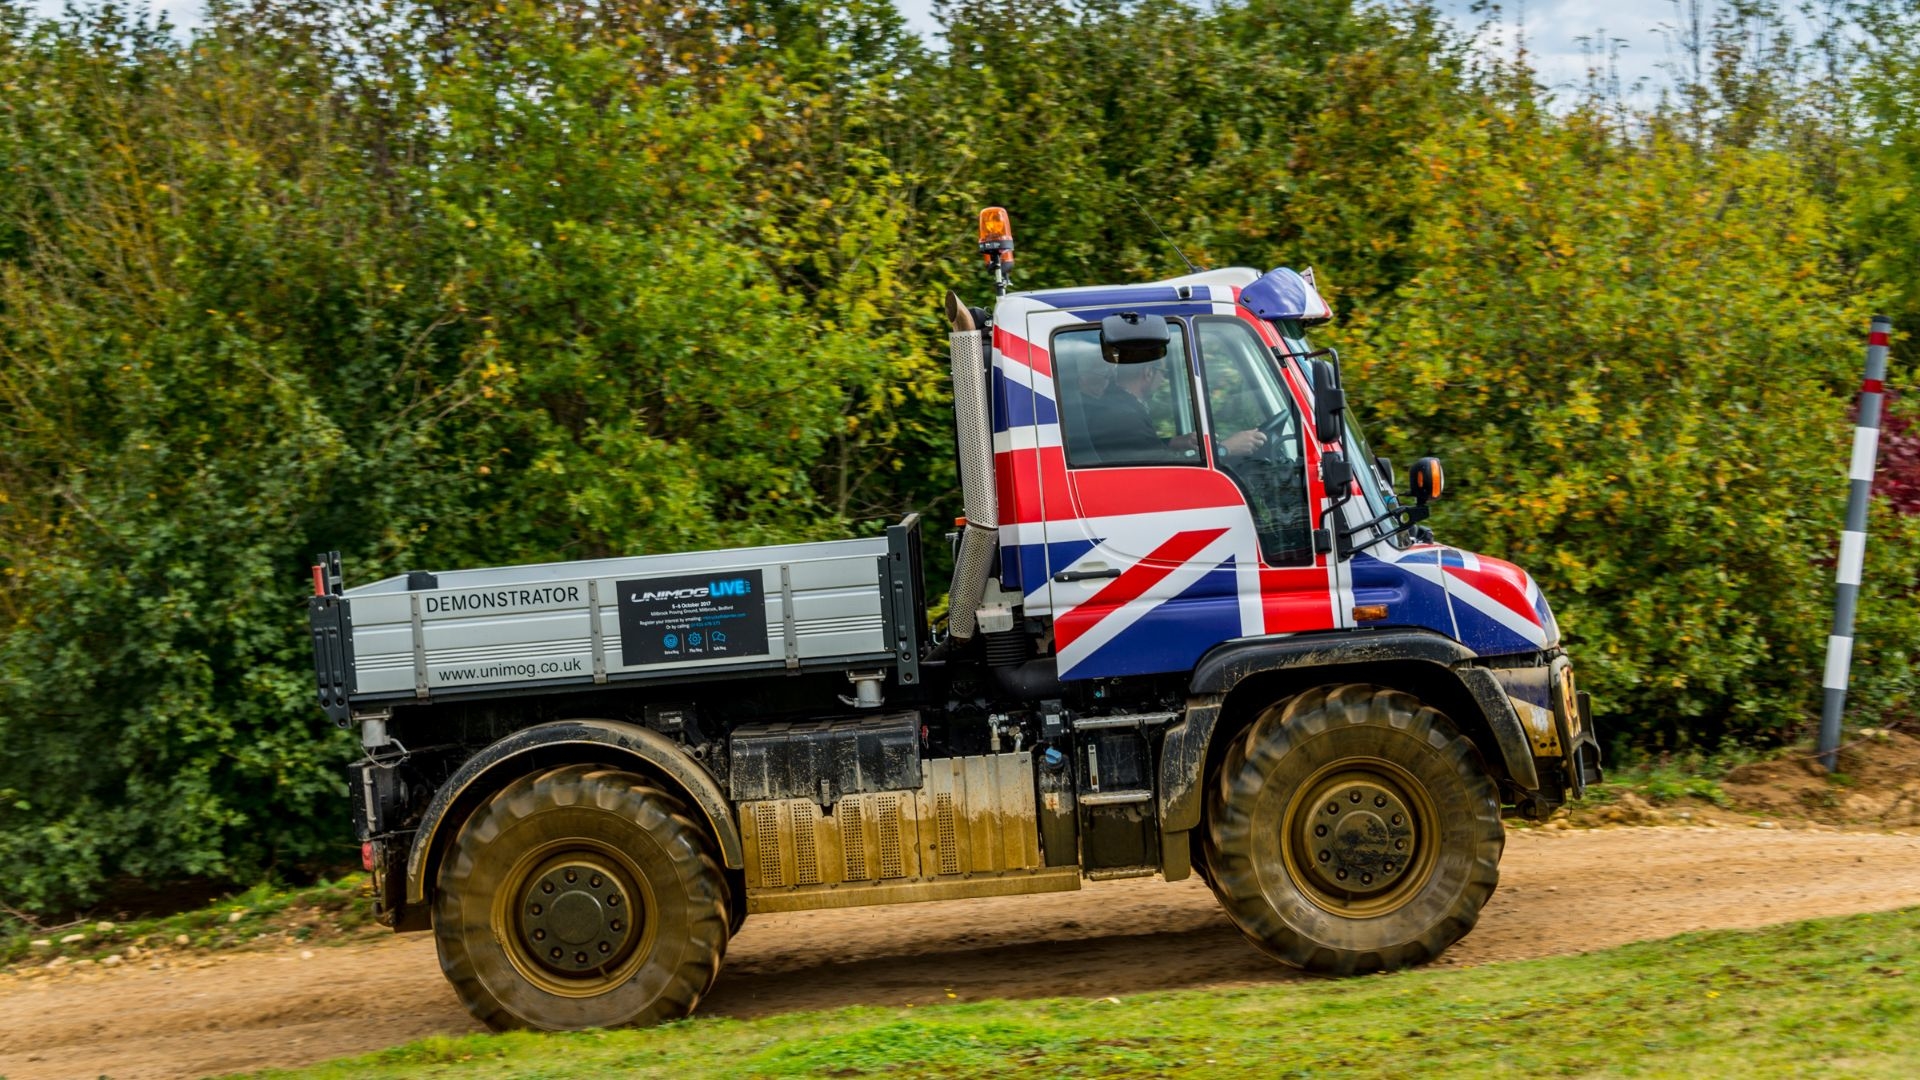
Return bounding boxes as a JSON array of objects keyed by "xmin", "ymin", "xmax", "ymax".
[
  {"xmin": 1326, "ymin": 489, "xmax": 1352, "ymax": 554},
  {"xmin": 1318, "ymin": 448, "xmax": 1355, "ymax": 556},
  {"xmin": 1344, "ymin": 504, "xmax": 1432, "ymax": 557}
]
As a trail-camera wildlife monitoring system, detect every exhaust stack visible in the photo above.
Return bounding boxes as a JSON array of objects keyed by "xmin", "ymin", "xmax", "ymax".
[{"xmin": 945, "ymin": 293, "xmax": 998, "ymax": 641}]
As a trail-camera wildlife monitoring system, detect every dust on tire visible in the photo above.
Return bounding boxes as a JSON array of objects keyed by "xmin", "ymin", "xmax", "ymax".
[
  {"xmin": 433, "ymin": 764, "xmax": 730, "ymax": 1030},
  {"xmin": 1203, "ymin": 683, "xmax": 1504, "ymax": 974}
]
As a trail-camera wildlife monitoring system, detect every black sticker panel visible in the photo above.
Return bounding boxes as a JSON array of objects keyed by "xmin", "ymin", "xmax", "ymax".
[{"xmin": 615, "ymin": 569, "xmax": 769, "ymax": 666}]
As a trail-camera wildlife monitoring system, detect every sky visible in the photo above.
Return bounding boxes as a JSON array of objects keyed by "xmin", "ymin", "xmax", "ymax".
[
  {"xmin": 25, "ymin": 0, "xmax": 1793, "ymax": 102},
  {"xmin": 891, "ymin": 0, "xmax": 1715, "ymax": 99}
]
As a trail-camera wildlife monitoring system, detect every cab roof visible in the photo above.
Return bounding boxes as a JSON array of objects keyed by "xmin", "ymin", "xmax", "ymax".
[{"xmin": 1010, "ymin": 267, "xmax": 1261, "ymax": 312}]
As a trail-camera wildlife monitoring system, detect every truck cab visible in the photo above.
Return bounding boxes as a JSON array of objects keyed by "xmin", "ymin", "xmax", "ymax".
[
  {"xmin": 311, "ymin": 212, "xmax": 1600, "ymax": 1033},
  {"xmin": 995, "ymin": 268, "xmax": 1467, "ymax": 676}
]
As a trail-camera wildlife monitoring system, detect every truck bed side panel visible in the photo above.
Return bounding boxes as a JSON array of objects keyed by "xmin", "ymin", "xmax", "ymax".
[{"xmin": 342, "ymin": 537, "xmax": 895, "ymax": 704}]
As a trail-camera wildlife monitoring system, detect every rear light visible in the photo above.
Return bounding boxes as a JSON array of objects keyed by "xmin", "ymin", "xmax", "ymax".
[{"xmin": 361, "ymin": 841, "xmax": 375, "ymax": 872}]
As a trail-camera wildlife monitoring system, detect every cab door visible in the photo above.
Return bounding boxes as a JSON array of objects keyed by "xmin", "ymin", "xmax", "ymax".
[
  {"xmin": 1036, "ymin": 310, "xmax": 1264, "ymax": 679},
  {"xmin": 1188, "ymin": 313, "xmax": 1341, "ymax": 638}
]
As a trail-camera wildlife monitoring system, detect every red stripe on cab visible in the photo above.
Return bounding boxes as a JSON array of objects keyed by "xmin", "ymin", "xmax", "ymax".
[{"xmin": 1052, "ymin": 527, "xmax": 1227, "ymax": 650}]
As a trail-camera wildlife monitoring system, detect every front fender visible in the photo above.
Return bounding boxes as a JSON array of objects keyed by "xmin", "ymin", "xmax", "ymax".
[
  {"xmin": 1161, "ymin": 630, "xmax": 1542, "ymax": 837},
  {"xmin": 1187, "ymin": 628, "xmax": 1474, "ymax": 694},
  {"xmin": 404, "ymin": 719, "xmax": 744, "ymax": 912}
]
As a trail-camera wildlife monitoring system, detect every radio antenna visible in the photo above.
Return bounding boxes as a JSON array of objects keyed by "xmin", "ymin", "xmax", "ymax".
[{"xmin": 1129, "ymin": 193, "xmax": 1201, "ymax": 275}]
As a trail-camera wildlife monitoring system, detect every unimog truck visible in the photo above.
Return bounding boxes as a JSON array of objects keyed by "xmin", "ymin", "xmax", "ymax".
[{"xmin": 309, "ymin": 210, "xmax": 1601, "ymax": 1031}]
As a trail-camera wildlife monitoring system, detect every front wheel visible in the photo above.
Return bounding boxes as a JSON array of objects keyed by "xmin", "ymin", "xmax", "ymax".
[
  {"xmin": 1203, "ymin": 684, "xmax": 1503, "ymax": 974},
  {"xmin": 433, "ymin": 764, "xmax": 730, "ymax": 1030}
]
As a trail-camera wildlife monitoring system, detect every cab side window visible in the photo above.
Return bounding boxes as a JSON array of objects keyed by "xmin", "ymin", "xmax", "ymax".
[
  {"xmin": 1053, "ymin": 323, "xmax": 1203, "ymax": 469},
  {"xmin": 1194, "ymin": 317, "xmax": 1313, "ymax": 565}
]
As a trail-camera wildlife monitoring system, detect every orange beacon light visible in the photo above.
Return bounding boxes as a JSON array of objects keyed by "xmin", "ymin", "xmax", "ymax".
[
  {"xmin": 978, "ymin": 206, "xmax": 1013, "ymax": 260},
  {"xmin": 978, "ymin": 207, "xmax": 1014, "ymax": 293}
]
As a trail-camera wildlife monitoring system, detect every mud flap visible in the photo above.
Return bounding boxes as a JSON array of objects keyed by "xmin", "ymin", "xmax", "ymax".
[{"xmin": 1573, "ymin": 691, "xmax": 1604, "ymax": 794}]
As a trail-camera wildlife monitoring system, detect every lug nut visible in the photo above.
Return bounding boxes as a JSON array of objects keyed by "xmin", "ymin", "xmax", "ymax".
[
  {"xmin": 599, "ymin": 942, "xmax": 611, "ymax": 954},
  {"xmin": 1361, "ymin": 873, "xmax": 1373, "ymax": 885},
  {"xmin": 1394, "ymin": 839, "xmax": 1405, "ymax": 850},
  {"xmin": 565, "ymin": 870, "xmax": 578, "ymax": 883},
  {"xmin": 590, "ymin": 875, "xmax": 602, "ymax": 888},
  {"xmin": 530, "ymin": 903, "xmax": 542, "ymax": 916},
  {"xmin": 550, "ymin": 947, "xmax": 562, "ymax": 960},
  {"xmin": 542, "ymin": 881, "xmax": 555, "ymax": 893},
  {"xmin": 608, "ymin": 894, "xmax": 620, "ymax": 907},
  {"xmin": 1314, "ymin": 824, "xmax": 1328, "ymax": 837},
  {"xmin": 1350, "ymin": 791, "xmax": 1363, "ymax": 803},
  {"xmin": 1336, "ymin": 869, "xmax": 1349, "ymax": 881},
  {"xmin": 1392, "ymin": 814, "xmax": 1404, "ymax": 826},
  {"xmin": 533, "ymin": 929, "xmax": 546, "ymax": 941},
  {"xmin": 1327, "ymin": 802, "xmax": 1339, "ymax": 814},
  {"xmin": 610, "ymin": 920, "xmax": 622, "ymax": 932},
  {"xmin": 1375, "ymin": 795, "xmax": 1387, "ymax": 807},
  {"xmin": 1318, "ymin": 851, "xmax": 1330, "ymax": 863},
  {"xmin": 575, "ymin": 951, "xmax": 588, "ymax": 964}
]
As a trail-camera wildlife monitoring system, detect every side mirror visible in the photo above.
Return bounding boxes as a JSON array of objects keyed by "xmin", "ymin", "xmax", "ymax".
[
  {"xmin": 1320, "ymin": 449, "xmax": 1353, "ymax": 493},
  {"xmin": 1410, "ymin": 457, "xmax": 1444, "ymax": 504},
  {"xmin": 1309, "ymin": 359, "xmax": 1345, "ymax": 442},
  {"xmin": 1099, "ymin": 312, "xmax": 1170, "ymax": 364}
]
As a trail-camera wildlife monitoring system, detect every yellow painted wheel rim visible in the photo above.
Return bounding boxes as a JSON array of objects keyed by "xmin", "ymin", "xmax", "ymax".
[
  {"xmin": 493, "ymin": 838, "xmax": 657, "ymax": 998},
  {"xmin": 1280, "ymin": 757, "xmax": 1441, "ymax": 918}
]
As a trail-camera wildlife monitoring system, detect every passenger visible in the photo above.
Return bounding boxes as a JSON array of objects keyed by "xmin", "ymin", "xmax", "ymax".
[
  {"xmin": 1080, "ymin": 363, "xmax": 1171, "ymax": 461},
  {"xmin": 1059, "ymin": 340, "xmax": 1116, "ymax": 464}
]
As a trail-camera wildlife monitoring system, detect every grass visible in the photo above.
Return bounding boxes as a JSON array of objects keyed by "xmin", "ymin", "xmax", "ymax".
[
  {"xmin": 241, "ymin": 907, "xmax": 1920, "ymax": 1079},
  {"xmin": 1573, "ymin": 739, "xmax": 1778, "ymax": 810},
  {"xmin": 0, "ymin": 874, "xmax": 376, "ymax": 970}
]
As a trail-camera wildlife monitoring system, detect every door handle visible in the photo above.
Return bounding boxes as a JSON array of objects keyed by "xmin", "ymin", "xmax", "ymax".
[{"xmin": 1054, "ymin": 567, "xmax": 1123, "ymax": 582}]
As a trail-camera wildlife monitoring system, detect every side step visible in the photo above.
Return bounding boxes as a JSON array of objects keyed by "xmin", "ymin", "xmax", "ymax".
[{"xmin": 1078, "ymin": 789, "xmax": 1152, "ymax": 806}]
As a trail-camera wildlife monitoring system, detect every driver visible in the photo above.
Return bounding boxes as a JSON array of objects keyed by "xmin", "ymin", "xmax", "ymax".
[
  {"xmin": 1199, "ymin": 361, "xmax": 1272, "ymax": 459},
  {"xmin": 1079, "ymin": 362, "xmax": 1267, "ymax": 462}
]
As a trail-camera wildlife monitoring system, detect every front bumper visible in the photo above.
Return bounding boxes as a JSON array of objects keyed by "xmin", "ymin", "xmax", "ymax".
[{"xmin": 1487, "ymin": 651, "xmax": 1602, "ymax": 806}]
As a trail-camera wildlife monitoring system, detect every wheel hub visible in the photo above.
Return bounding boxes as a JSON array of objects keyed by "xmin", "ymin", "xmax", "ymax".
[
  {"xmin": 1297, "ymin": 772, "xmax": 1418, "ymax": 897},
  {"xmin": 516, "ymin": 856, "xmax": 640, "ymax": 977}
]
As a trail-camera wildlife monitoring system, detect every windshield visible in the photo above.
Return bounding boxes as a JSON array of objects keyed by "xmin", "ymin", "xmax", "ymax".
[
  {"xmin": 1274, "ymin": 325, "xmax": 1402, "ymax": 547},
  {"xmin": 1344, "ymin": 415, "xmax": 1393, "ymax": 517}
]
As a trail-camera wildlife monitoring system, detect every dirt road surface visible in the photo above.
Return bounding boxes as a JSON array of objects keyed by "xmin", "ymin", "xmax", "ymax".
[{"xmin": 4, "ymin": 825, "xmax": 1918, "ymax": 1080}]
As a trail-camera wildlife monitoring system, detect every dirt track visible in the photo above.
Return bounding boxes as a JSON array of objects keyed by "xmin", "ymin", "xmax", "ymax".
[{"xmin": 3, "ymin": 825, "xmax": 1919, "ymax": 1080}]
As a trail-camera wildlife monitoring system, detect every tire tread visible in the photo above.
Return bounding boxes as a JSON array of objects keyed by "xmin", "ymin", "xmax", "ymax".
[
  {"xmin": 434, "ymin": 764, "xmax": 730, "ymax": 1031},
  {"xmin": 1203, "ymin": 684, "xmax": 1504, "ymax": 974}
]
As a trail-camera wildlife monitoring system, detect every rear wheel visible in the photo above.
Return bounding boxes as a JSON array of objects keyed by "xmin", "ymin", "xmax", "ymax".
[
  {"xmin": 434, "ymin": 765, "xmax": 729, "ymax": 1030},
  {"xmin": 1203, "ymin": 684, "xmax": 1503, "ymax": 974}
]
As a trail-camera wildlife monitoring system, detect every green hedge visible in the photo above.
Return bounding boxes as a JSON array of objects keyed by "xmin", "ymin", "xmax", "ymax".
[{"xmin": 1, "ymin": 0, "xmax": 1915, "ymax": 912}]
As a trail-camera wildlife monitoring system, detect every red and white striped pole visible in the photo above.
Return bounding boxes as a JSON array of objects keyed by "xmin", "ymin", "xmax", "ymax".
[{"xmin": 1818, "ymin": 315, "xmax": 1891, "ymax": 772}]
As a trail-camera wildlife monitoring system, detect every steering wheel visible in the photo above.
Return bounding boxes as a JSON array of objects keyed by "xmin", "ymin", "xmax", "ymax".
[{"xmin": 1253, "ymin": 411, "xmax": 1295, "ymax": 462}]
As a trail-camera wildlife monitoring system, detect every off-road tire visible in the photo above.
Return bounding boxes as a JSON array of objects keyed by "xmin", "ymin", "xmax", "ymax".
[
  {"xmin": 1203, "ymin": 684, "xmax": 1503, "ymax": 974},
  {"xmin": 433, "ymin": 764, "xmax": 729, "ymax": 1031}
]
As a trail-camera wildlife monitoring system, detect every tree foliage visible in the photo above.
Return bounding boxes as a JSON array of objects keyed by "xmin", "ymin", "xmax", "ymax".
[
  {"xmin": 1337, "ymin": 111, "xmax": 1916, "ymax": 745},
  {"xmin": 0, "ymin": 0, "xmax": 1915, "ymax": 910}
]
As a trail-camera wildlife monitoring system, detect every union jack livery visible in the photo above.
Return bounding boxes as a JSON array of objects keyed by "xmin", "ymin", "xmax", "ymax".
[
  {"xmin": 312, "ymin": 206, "xmax": 1602, "ymax": 1034},
  {"xmin": 977, "ymin": 269, "xmax": 1560, "ymax": 680}
]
